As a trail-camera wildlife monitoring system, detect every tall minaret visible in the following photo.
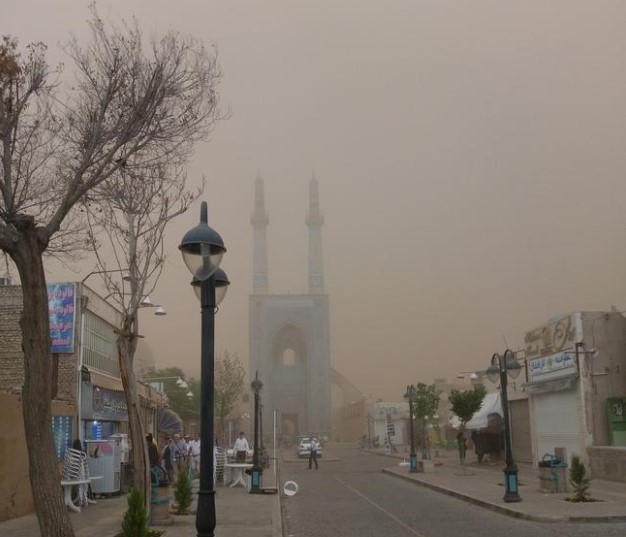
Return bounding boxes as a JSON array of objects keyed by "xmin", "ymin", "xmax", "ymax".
[
  {"xmin": 307, "ymin": 172, "xmax": 325, "ymax": 294},
  {"xmin": 251, "ymin": 172, "xmax": 269, "ymax": 294}
]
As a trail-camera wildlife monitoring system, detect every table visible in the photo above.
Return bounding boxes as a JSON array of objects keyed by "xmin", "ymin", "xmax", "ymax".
[
  {"xmin": 61, "ymin": 479, "xmax": 90, "ymax": 512},
  {"xmin": 60, "ymin": 476, "xmax": 103, "ymax": 512},
  {"xmin": 225, "ymin": 463, "xmax": 253, "ymax": 488}
]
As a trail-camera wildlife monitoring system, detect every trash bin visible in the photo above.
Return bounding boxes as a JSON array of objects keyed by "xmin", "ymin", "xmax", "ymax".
[{"xmin": 538, "ymin": 453, "xmax": 568, "ymax": 493}]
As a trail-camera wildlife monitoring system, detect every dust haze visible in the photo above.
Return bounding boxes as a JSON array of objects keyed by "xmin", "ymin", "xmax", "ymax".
[{"xmin": 5, "ymin": 1, "xmax": 626, "ymax": 401}]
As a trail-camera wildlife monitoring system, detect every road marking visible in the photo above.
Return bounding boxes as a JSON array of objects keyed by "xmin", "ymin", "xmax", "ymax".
[{"xmin": 335, "ymin": 477, "xmax": 426, "ymax": 537}]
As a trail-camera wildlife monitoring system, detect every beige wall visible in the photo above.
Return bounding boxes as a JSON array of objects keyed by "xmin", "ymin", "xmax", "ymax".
[
  {"xmin": 0, "ymin": 393, "xmax": 76, "ymax": 521},
  {"xmin": 0, "ymin": 392, "xmax": 32, "ymax": 521}
]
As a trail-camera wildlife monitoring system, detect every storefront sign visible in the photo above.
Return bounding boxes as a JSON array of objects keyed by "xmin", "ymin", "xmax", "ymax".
[
  {"xmin": 92, "ymin": 387, "xmax": 128, "ymax": 421},
  {"xmin": 528, "ymin": 351, "xmax": 577, "ymax": 383},
  {"xmin": 524, "ymin": 314, "xmax": 578, "ymax": 360},
  {"xmin": 48, "ymin": 283, "xmax": 76, "ymax": 353}
]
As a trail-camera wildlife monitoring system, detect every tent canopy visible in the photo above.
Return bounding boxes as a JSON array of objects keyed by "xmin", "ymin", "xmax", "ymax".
[{"xmin": 466, "ymin": 392, "xmax": 503, "ymax": 431}]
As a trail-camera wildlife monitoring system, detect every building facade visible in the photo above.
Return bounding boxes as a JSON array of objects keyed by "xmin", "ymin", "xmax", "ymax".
[
  {"xmin": 0, "ymin": 282, "xmax": 163, "ymax": 520},
  {"xmin": 249, "ymin": 174, "xmax": 332, "ymax": 437},
  {"xmin": 516, "ymin": 311, "xmax": 626, "ymax": 481}
]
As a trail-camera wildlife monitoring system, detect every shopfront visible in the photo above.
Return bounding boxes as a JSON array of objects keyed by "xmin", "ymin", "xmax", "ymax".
[{"xmin": 81, "ymin": 371, "xmax": 129, "ymax": 440}]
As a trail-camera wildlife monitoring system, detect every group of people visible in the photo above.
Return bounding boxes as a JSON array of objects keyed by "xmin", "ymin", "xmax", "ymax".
[
  {"xmin": 146, "ymin": 432, "xmax": 201, "ymax": 484},
  {"xmin": 145, "ymin": 431, "xmax": 256, "ymax": 485}
]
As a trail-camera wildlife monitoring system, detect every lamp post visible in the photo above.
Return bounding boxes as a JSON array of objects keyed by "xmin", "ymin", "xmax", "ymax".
[
  {"xmin": 404, "ymin": 385, "xmax": 418, "ymax": 473},
  {"xmin": 250, "ymin": 371, "xmax": 263, "ymax": 493},
  {"xmin": 486, "ymin": 349, "xmax": 522, "ymax": 503},
  {"xmin": 179, "ymin": 201, "xmax": 229, "ymax": 537}
]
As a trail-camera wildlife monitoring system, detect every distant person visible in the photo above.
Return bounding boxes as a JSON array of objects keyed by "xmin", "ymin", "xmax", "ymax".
[
  {"xmin": 188, "ymin": 433, "xmax": 201, "ymax": 474},
  {"xmin": 162, "ymin": 438, "xmax": 175, "ymax": 484},
  {"xmin": 146, "ymin": 433, "xmax": 159, "ymax": 468},
  {"xmin": 171, "ymin": 433, "xmax": 188, "ymax": 480},
  {"xmin": 457, "ymin": 430, "xmax": 467, "ymax": 464},
  {"xmin": 308, "ymin": 437, "xmax": 320, "ymax": 470},
  {"xmin": 233, "ymin": 432, "xmax": 250, "ymax": 463}
]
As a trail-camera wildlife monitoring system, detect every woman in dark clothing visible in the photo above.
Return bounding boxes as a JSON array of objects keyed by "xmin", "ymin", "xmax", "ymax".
[
  {"xmin": 162, "ymin": 438, "xmax": 175, "ymax": 484},
  {"xmin": 146, "ymin": 433, "xmax": 160, "ymax": 468}
]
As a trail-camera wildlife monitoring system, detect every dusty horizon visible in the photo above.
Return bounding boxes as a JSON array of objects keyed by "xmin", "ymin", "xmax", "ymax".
[{"xmin": 5, "ymin": 0, "xmax": 626, "ymax": 402}]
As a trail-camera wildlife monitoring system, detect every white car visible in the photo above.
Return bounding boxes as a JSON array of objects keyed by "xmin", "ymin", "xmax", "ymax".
[{"xmin": 296, "ymin": 436, "xmax": 322, "ymax": 459}]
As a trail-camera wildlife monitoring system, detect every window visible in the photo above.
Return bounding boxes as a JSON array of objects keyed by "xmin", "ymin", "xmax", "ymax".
[{"xmin": 283, "ymin": 348, "xmax": 296, "ymax": 366}]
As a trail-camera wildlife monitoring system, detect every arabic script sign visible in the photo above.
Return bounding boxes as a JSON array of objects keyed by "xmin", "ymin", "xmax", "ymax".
[
  {"xmin": 524, "ymin": 314, "xmax": 577, "ymax": 360},
  {"xmin": 528, "ymin": 351, "xmax": 577, "ymax": 383},
  {"xmin": 48, "ymin": 283, "xmax": 76, "ymax": 353}
]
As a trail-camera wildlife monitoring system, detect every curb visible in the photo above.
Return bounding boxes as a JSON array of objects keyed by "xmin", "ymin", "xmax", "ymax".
[{"xmin": 381, "ymin": 469, "xmax": 626, "ymax": 524}]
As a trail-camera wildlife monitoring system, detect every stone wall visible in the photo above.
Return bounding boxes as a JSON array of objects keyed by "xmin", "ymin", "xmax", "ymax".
[{"xmin": 588, "ymin": 446, "xmax": 626, "ymax": 482}]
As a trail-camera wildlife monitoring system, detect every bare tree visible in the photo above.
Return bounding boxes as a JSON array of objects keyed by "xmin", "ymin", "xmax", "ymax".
[
  {"xmin": 0, "ymin": 8, "xmax": 221, "ymax": 536},
  {"xmin": 86, "ymin": 158, "xmax": 204, "ymax": 509}
]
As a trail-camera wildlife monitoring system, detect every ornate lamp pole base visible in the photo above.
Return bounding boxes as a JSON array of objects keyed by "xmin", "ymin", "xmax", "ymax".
[{"xmin": 503, "ymin": 465, "xmax": 521, "ymax": 502}]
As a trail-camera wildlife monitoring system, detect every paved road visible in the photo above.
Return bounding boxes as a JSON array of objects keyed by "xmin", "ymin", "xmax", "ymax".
[{"xmin": 280, "ymin": 446, "xmax": 626, "ymax": 537}]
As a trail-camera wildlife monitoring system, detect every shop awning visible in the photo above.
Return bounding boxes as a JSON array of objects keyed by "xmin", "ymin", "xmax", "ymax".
[
  {"xmin": 88, "ymin": 369, "xmax": 124, "ymax": 392},
  {"xmin": 523, "ymin": 374, "xmax": 578, "ymax": 394}
]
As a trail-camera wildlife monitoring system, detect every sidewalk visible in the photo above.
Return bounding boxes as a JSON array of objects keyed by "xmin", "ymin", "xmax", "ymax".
[
  {"xmin": 0, "ymin": 471, "xmax": 282, "ymax": 537},
  {"xmin": 378, "ymin": 448, "xmax": 626, "ymax": 523}
]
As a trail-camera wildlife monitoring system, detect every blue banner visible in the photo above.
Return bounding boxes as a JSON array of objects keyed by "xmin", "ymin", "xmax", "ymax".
[
  {"xmin": 52, "ymin": 415, "xmax": 73, "ymax": 460},
  {"xmin": 48, "ymin": 283, "xmax": 76, "ymax": 353}
]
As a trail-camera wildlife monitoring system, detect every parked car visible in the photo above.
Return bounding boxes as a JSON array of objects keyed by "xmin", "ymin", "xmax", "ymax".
[{"xmin": 296, "ymin": 435, "xmax": 323, "ymax": 459}]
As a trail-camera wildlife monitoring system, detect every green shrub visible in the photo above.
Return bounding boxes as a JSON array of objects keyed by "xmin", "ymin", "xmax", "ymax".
[
  {"xmin": 174, "ymin": 467, "xmax": 193, "ymax": 515},
  {"xmin": 569, "ymin": 454, "xmax": 591, "ymax": 502},
  {"xmin": 121, "ymin": 488, "xmax": 148, "ymax": 537}
]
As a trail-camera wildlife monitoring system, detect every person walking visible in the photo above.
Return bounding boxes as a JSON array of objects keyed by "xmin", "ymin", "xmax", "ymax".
[
  {"xmin": 188, "ymin": 433, "xmax": 201, "ymax": 476},
  {"xmin": 233, "ymin": 432, "xmax": 250, "ymax": 463},
  {"xmin": 308, "ymin": 437, "xmax": 320, "ymax": 470},
  {"xmin": 171, "ymin": 433, "xmax": 188, "ymax": 481}
]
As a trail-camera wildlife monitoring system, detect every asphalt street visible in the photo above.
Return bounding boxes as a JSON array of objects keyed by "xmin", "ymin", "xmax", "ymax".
[{"xmin": 280, "ymin": 446, "xmax": 626, "ymax": 537}]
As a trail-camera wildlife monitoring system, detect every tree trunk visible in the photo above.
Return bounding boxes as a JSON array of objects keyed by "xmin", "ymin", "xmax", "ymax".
[
  {"xmin": 118, "ymin": 335, "xmax": 151, "ymax": 513},
  {"xmin": 11, "ymin": 235, "xmax": 75, "ymax": 537}
]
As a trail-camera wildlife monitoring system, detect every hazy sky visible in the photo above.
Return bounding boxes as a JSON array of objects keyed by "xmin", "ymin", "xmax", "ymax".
[{"xmin": 6, "ymin": 1, "xmax": 626, "ymax": 401}]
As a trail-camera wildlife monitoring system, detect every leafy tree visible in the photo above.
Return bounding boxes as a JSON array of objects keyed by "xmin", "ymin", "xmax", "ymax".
[
  {"xmin": 121, "ymin": 488, "xmax": 149, "ymax": 537},
  {"xmin": 0, "ymin": 9, "xmax": 221, "ymax": 534},
  {"xmin": 569, "ymin": 454, "xmax": 592, "ymax": 502},
  {"xmin": 145, "ymin": 367, "xmax": 200, "ymax": 426},
  {"xmin": 448, "ymin": 385, "xmax": 487, "ymax": 463},
  {"xmin": 215, "ymin": 350, "xmax": 245, "ymax": 443},
  {"xmin": 411, "ymin": 383, "xmax": 440, "ymax": 460}
]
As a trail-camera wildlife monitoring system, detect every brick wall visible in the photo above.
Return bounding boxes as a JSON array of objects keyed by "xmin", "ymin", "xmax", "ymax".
[
  {"xmin": 0, "ymin": 286, "xmax": 25, "ymax": 394},
  {"xmin": 0, "ymin": 285, "xmax": 77, "ymax": 403}
]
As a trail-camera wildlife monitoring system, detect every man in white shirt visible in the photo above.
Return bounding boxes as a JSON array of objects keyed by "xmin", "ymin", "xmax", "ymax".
[
  {"xmin": 188, "ymin": 433, "xmax": 201, "ymax": 475},
  {"xmin": 308, "ymin": 437, "xmax": 320, "ymax": 469},
  {"xmin": 233, "ymin": 432, "xmax": 249, "ymax": 463}
]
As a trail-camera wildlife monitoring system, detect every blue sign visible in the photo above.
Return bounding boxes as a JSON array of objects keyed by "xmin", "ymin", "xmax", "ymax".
[
  {"xmin": 48, "ymin": 283, "xmax": 76, "ymax": 353},
  {"xmin": 52, "ymin": 415, "xmax": 73, "ymax": 460}
]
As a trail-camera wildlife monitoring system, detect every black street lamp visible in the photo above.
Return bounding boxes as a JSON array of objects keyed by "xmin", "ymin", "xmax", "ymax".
[
  {"xmin": 404, "ymin": 385, "xmax": 418, "ymax": 473},
  {"xmin": 250, "ymin": 371, "xmax": 263, "ymax": 493},
  {"xmin": 486, "ymin": 349, "xmax": 522, "ymax": 503},
  {"xmin": 179, "ymin": 201, "xmax": 230, "ymax": 537}
]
